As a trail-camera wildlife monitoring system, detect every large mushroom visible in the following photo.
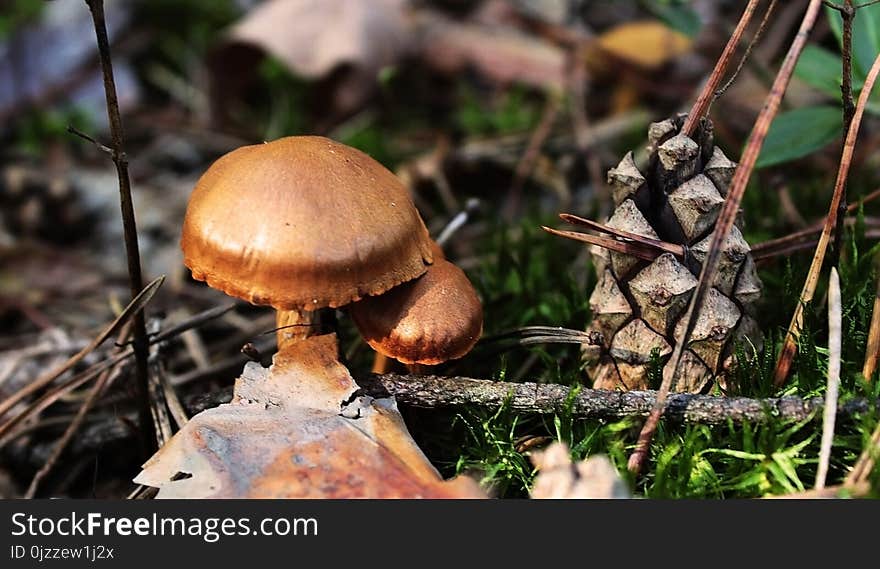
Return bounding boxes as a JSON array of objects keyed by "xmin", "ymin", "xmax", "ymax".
[{"xmin": 180, "ymin": 136, "xmax": 435, "ymax": 351}]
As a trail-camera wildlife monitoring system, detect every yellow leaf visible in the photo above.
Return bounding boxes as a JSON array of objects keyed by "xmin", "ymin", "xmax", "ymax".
[{"xmin": 590, "ymin": 20, "xmax": 692, "ymax": 71}]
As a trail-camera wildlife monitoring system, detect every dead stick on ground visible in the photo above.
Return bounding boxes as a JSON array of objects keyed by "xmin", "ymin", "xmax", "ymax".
[
  {"xmin": 12, "ymin": 375, "xmax": 878, "ymax": 467},
  {"xmin": 184, "ymin": 374, "xmax": 878, "ymax": 425},
  {"xmin": 83, "ymin": 0, "xmax": 155, "ymax": 455},
  {"xmin": 774, "ymin": 49, "xmax": 880, "ymax": 386},
  {"xmin": 629, "ymin": 0, "xmax": 825, "ymax": 476}
]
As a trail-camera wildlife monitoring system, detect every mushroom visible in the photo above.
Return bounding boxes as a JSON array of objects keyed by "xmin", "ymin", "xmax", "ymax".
[
  {"xmin": 180, "ymin": 136, "xmax": 434, "ymax": 351},
  {"xmin": 349, "ymin": 242, "xmax": 483, "ymax": 367}
]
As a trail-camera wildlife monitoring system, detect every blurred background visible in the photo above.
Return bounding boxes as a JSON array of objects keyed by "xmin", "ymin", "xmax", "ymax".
[{"xmin": 1, "ymin": 0, "xmax": 878, "ymax": 498}]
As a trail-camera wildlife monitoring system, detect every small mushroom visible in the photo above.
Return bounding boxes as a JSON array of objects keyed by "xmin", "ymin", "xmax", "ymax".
[
  {"xmin": 180, "ymin": 136, "xmax": 434, "ymax": 352},
  {"xmin": 349, "ymin": 246, "xmax": 483, "ymax": 366}
]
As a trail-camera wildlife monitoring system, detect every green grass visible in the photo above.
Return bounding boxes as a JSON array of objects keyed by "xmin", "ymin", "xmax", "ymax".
[{"xmin": 438, "ymin": 199, "xmax": 879, "ymax": 499}]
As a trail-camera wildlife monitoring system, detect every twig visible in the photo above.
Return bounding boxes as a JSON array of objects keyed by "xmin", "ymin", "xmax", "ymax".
[
  {"xmin": 557, "ymin": 213, "xmax": 688, "ymax": 257},
  {"xmin": 774, "ymin": 49, "xmax": 880, "ymax": 386},
  {"xmin": 0, "ymin": 301, "xmax": 235, "ymax": 447},
  {"xmin": 832, "ymin": 0, "xmax": 857, "ymax": 268},
  {"xmin": 11, "ymin": 374, "xmax": 879, "ymax": 469},
  {"xmin": 83, "ymin": 0, "xmax": 155, "ymax": 455},
  {"xmin": 709, "ymin": 0, "xmax": 779, "ymax": 107},
  {"xmin": 682, "ymin": 0, "xmax": 763, "ymax": 136},
  {"xmin": 435, "ymin": 198, "xmax": 481, "ymax": 247},
  {"xmin": 66, "ymin": 125, "xmax": 113, "ymax": 156},
  {"xmin": 846, "ymin": 420, "xmax": 880, "ymax": 485},
  {"xmin": 815, "ymin": 267, "xmax": 842, "ymax": 490},
  {"xmin": 542, "ymin": 226, "xmax": 679, "ymax": 262},
  {"xmin": 24, "ymin": 363, "xmax": 124, "ymax": 498},
  {"xmin": 177, "ymin": 375, "xmax": 880, "ymax": 425},
  {"xmin": 630, "ymin": 0, "xmax": 825, "ymax": 476},
  {"xmin": 0, "ymin": 276, "xmax": 163, "ymax": 421}
]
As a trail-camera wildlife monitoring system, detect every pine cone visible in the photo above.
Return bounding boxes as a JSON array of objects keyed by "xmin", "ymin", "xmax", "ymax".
[{"xmin": 583, "ymin": 115, "xmax": 762, "ymax": 393}]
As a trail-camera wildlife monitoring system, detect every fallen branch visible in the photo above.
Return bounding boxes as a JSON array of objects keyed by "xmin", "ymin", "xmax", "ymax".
[{"xmin": 8, "ymin": 373, "xmax": 877, "ymax": 469}]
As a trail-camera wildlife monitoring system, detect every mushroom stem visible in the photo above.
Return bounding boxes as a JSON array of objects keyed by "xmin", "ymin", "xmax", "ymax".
[
  {"xmin": 276, "ymin": 309, "xmax": 317, "ymax": 352},
  {"xmin": 371, "ymin": 352, "xmax": 391, "ymax": 374}
]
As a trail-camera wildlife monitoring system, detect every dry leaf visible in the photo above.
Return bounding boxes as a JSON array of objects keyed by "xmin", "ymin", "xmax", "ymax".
[
  {"xmin": 134, "ymin": 334, "xmax": 485, "ymax": 498},
  {"xmin": 222, "ymin": 0, "xmax": 413, "ymax": 79},
  {"xmin": 529, "ymin": 442, "xmax": 630, "ymax": 499},
  {"xmin": 416, "ymin": 11, "xmax": 567, "ymax": 91},
  {"xmin": 209, "ymin": 0, "xmax": 415, "ymax": 125},
  {"xmin": 587, "ymin": 20, "xmax": 692, "ymax": 72}
]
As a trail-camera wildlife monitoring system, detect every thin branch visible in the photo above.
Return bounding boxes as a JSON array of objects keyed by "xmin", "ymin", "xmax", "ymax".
[
  {"xmin": 84, "ymin": 0, "xmax": 155, "ymax": 455},
  {"xmin": 24, "ymin": 363, "xmax": 124, "ymax": 498},
  {"xmin": 774, "ymin": 49, "xmax": 880, "ymax": 386},
  {"xmin": 710, "ymin": 0, "xmax": 779, "ymax": 106},
  {"xmin": 682, "ymin": 0, "xmax": 763, "ymax": 136},
  {"xmin": 815, "ymin": 267, "xmax": 842, "ymax": 490},
  {"xmin": 630, "ymin": 0, "xmax": 825, "ymax": 476},
  {"xmin": 66, "ymin": 125, "xmax": 114, "ymax": 156},
  {"xmin": 832, "ymin": 0, "xmax": 857, "ymax": 267}
]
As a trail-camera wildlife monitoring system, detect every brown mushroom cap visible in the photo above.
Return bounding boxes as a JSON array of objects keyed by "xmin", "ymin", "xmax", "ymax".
[
  {"xmin": 350, "ymin": 257, "xmax": 483, "ymax": 365},
  {"xmin": 181, "ymin": 136, "xmax": 434, "ymax": 310}
]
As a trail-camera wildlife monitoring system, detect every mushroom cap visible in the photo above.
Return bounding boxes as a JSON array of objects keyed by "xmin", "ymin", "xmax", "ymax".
[
  {"xmin": 350, "ymin": 257, "xmax": 483, "ymax": 365},
  {"xmin": 181, "ymin": 136, "xmax": 434, "ymax": 310}
]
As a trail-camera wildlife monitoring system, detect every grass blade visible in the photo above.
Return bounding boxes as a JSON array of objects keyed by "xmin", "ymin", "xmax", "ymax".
[{"xmin": 773, "ymin": 49, "xmax": 880, "ymax": 385}]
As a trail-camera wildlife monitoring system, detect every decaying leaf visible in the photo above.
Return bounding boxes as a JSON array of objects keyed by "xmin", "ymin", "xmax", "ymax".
[
  {"xmin": 529, "ymin": 442, "xmax": 630, "ymax": 499},
  {"xmin": 134, "ymin": 334, "xmax": 485, "ymax": 498}
]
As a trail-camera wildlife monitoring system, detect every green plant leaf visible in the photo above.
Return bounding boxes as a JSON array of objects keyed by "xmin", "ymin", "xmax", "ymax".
[
  {"xmin": 642, "ymin": 1, "xmax": 702, "ymax": 38},
  {"xmin": 853, "ymin": 3, "xmax": 880, "ymax": 78},
  {"xmin": 755, "ymin": 106, "xmax": 843, "ymax": 168},
  {"xmin": 795, "ymin": 44, "xmax": 843, "ymax": 99}
]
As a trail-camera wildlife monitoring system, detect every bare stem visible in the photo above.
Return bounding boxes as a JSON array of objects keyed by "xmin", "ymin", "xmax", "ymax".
[
  {"xmin": 832, "ymin": 0, "xmax": 857, "ymax": 267},
  {"xmin": 682, "ymin": 0, "xmax": 763, "ymax": 136},
  {"xmin": 84, "ymin": 0, "xmax": 155, "ymax": 455}
]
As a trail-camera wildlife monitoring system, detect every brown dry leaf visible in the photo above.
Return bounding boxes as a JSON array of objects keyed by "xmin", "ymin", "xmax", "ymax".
[
  {"xmin": 416, "ymin": 11, "xmax": 567, "ymax": 91},
  {"xmin": 587, "ymin": 20, "xmax": 692, "ymax": 72},
  {"xmin": 134, "ymin": 334, "xmax": 485, "ymax": 498},
  {"xmin": 529, "ymin": 442, "xmax": 630, "ymax": 499},
  {"xmin": 223, "ymin": 0, "xmax": 414, "ymax": 79},
  {"xmin": 209, "ymin": 0, "xmax": 569, "ymax": 128},
  {"xmin": 210, "ymin": 0, "xmax": 415, "ymax": 124}
]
